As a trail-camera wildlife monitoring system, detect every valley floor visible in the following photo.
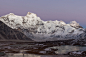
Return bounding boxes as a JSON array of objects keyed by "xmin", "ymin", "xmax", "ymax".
[{"xmin": 0, "ymin": 40, "xmax": 86, "ymax": 57}]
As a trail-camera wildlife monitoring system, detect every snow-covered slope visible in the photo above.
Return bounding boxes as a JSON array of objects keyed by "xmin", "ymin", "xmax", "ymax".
[{"xmin": 0, "ymin": 12, "xmax": 84, "ymax": 41}]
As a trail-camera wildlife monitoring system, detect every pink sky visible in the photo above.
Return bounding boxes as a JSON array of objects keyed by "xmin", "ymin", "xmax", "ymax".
[{"xmin": 0, "ymin": 0, "xmax": 86, "ymax": 28}]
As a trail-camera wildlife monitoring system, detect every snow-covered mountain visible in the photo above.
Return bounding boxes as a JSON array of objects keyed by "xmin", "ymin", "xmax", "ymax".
[{"xmin": 0, "ymin": 12, "xmax": 85, "ymax": 41}]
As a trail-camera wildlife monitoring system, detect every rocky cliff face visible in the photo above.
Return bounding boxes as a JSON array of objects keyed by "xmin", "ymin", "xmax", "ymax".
[
  {"xmin": 0, "ymin": 21, "xmax": 33, "ymax": 42},
  {"xmin": 0, "ymin": 12, "xmax": 85, "ymax": 41}
]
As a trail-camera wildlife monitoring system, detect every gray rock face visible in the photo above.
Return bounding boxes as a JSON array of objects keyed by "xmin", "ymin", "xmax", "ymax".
[{"xmin": 0, "ymin": 21, "xmax": 33, "ymax": 42}]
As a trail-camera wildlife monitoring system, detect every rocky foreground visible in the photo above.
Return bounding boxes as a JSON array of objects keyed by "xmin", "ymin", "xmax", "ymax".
[{"xmin": 0, "ymin": 41, "xmax": 86, "ymax": 57}]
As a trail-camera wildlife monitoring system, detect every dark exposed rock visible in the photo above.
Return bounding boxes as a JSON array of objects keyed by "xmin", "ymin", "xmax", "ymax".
[
  {"xmin": 0, "ymin": 21, "xmax": 33, "ymax": 41},
  {"xmin": 68, "ymin": 51, "xmax": 86, "ymax": 56},
  {"xmin": 82, "ymin": 51, "xmax": 86, "ymax": 55},
  {"xmin": 0, "ymin": 52, "xmax": 6, "ymax": 56}
]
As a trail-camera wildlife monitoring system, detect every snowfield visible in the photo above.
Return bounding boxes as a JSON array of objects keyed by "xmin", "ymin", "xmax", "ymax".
[{"xmin": 0, "ymin": 12, "xmax": 85, "ymax": 41}]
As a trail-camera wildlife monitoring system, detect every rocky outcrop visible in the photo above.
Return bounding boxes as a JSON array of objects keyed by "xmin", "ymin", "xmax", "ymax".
[
  {"xmin": 68, "ymin": 51, "xmax": 86, "ymax": 56},
  {"xmin": 0, "ymin": 21, "xmax": 33, "ymax": 42}
]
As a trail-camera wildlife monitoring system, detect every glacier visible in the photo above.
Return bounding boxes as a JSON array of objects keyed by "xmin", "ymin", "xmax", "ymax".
[{"xmin": 0, "ymin": 12, "xmax": 85, "ymax": 41}]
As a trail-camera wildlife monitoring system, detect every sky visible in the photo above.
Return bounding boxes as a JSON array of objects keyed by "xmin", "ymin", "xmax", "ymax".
[{"xmin": 0, "ymin": 0, "xmax": 86, "ymax": 28}]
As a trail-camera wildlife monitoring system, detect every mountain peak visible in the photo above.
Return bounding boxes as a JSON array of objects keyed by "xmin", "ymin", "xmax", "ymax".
[
  {"xmin": 9, "ymin": 13, "xmax": 15, "ymax": 15},
  {"xmin": 70, "ymin": 21, "xmax": 79, "ymax": 26},
  {"xmin": 26, "ymin": 12, "xmax": 37, "ymax": 18},
  {"xmin": 0, "ymin": 12, "xmax": 84, "ymax": 41},
  {"xmin": 70, "ymin": 21, "xmax": 83, "ymax": 28}
]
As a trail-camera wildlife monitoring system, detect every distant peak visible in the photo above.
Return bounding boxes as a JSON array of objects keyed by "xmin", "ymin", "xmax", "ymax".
[
  {"xmin": 9, "ymin": 13, "xmax": 15, "ymax": 15},
  {"xmin": 70, "ymin": 21, "xmax": 79, "ymax": 24},
  {"xmin": 26, "ymin": 12, "xmax": 37, "ymax": 17},
  {"xmin": 27, "ymin": 12, "xmax": 32, "ymax": 15},
  {"xmin": 70, "ymin": 21, "xmax": 79, "ymax": 26}
]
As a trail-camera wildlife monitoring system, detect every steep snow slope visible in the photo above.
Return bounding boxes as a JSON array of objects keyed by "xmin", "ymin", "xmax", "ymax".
[{"xmin": 0, "ymin": 12, "xmax": 84, "ymax": 41}]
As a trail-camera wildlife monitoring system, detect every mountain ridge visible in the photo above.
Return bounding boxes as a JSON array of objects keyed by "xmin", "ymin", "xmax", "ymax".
[
  {"xmin": 0, "ymin": 12, "xmax": 85, "ymax": 41},
  {"xmin": 0, "ymin": 21, "xmax": 33, "ymax": 42}
]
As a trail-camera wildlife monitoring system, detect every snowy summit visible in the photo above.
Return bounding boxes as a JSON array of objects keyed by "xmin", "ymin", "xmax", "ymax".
[{"xmin": 0, "ymin": 12, "xmax": 85, "ymax": 41}]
